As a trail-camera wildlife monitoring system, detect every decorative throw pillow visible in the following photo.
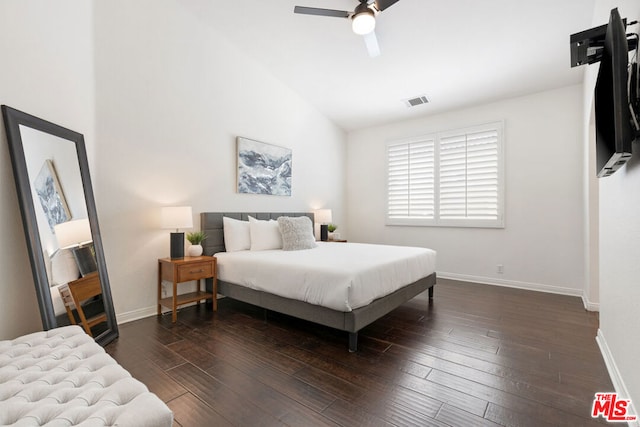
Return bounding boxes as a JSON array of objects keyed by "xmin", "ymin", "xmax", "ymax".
[
  {"xmin": 223, "ymin": 217, "xmax": 251, "ymax": 252},
  {"xmin": 277, "ymin": 216, "xmax": 317, "ymax": 251},
  {"xmin": 248, "ymin": 216, "xmax": 283, "ymax": 251}
]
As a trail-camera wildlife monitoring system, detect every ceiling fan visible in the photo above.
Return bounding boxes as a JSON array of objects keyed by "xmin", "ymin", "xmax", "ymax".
[{"xmin": 293, "ymin": 0, "xmax": 402, "ymax": 57}]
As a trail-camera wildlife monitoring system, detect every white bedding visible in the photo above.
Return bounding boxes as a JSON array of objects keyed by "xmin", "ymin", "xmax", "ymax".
[{"xmin": 215, "ymin": 242, "xmax": 436, "ymax": 312}]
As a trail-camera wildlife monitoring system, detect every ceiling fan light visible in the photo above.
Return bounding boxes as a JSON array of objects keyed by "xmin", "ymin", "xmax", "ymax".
[{"xmin": 352, "ymin": 10, "xmax": 375, "ymax": 35}]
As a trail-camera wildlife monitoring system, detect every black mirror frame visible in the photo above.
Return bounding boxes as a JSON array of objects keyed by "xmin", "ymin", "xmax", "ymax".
[{"xmin": 2, "ymin": 105, "xmax": 118, "ymax": 346}]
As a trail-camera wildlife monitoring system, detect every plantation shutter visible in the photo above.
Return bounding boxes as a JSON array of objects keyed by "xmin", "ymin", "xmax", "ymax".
[
  {"xmin": 387, "ymin": 138, "xmax": 435, "ymax": 220},
  {"xmin": 387, "ymin": 121, "xmax": 503, "ymax": 228},
  {"xmin": 439, "ymin": 128, "xmax": 500, "ymax": 221}
]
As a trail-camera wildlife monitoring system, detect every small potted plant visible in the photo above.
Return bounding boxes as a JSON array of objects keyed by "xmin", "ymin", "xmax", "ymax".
[
  {"xmin": 186, "ymin": 231, "xmax": 207, "ymax": 256},
  {"xmin": 327, "ymin": 223, "xmax": 337, "ymax": 240}
]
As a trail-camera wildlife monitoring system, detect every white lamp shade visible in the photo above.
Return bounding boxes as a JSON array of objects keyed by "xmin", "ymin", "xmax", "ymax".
[
  {"xmin": 161, "ymin": 206, "xmax": 193, "ymax": 230},
  {"xmin": 54, "ymin": 219, "xmax": 92, "ymax": 249},
  {"xmin": 314, "ymin": 209, "xmax": 333, "ymax": 224},
  {"xmin": 352, "ymin": 12, "xmax": 375, "ymax": 35}
]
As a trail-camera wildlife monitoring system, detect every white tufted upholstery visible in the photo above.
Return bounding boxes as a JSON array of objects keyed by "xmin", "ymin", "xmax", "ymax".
[{"xmin": 0, "ymin": 326, "xmax": 173, "ymax": 426}]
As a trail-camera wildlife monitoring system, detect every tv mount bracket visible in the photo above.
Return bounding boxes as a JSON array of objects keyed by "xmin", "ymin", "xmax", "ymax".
[{"xmin": 570, "ymin": 18, "xmax": 638, "ymax": 67}]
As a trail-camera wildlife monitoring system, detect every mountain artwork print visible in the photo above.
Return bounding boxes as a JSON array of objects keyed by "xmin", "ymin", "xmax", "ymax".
[
  {"xmin": 237, "ymin": 137, "xmax": 292, "ymax": 196},
  {"xmin": 34, "ymin": 159, "xmax": 71, "ymax": 231}
]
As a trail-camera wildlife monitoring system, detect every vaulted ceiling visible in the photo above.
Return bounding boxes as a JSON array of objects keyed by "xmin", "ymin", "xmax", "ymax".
[{"xmin": 181, "ymin": 0, "xmax": 597, "ymax": 131}]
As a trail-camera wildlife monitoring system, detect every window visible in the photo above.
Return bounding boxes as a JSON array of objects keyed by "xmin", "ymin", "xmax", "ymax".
[{"xmin": 387, "ymin": 121, "xmax": 504, "ymax": 228}]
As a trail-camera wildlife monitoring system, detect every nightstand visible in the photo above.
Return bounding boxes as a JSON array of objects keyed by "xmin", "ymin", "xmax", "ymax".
[{"xmin": 157, "ymin": 256, "xmax": 217, "ymax": 323}]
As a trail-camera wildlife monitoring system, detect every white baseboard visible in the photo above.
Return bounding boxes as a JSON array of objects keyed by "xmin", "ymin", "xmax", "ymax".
[
  {"xmin": 116, "ymin": 306, "xmax": 158, "ymax": 324},
  {"xmin": 596, "ymin": 329, "xmax": 640, "ymax": 427},
  {"xmin": 439, "ymin": 271, "xmax": 600, "ymax": 311},
  {"xmin": 437, "ymin": 271, "xmax": 583, "ymax": 297},
  {"xmin": 116, "ymin": 297, "xmax": 224, "ymax": 325},
  {"xmin": 582, "ymin": 294, "xmax": 600, "ymax": 312}
]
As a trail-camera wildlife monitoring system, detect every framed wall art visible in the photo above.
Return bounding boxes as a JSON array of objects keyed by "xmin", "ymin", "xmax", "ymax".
[
  {"xmin": 34, "ymin": 159, "xmax": 71, "ymax": 231},
  {"xmin": 237, "ymin": 137, "xmax": 291, "ymax": 196}
]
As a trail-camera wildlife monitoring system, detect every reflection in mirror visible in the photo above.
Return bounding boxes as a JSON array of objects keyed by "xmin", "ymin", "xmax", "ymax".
[
  {"xmin": 2, "ymin": 105, "xmax": 117, "ymax": 346},
  {"xmin": 54, "ymin": 218, "xmax": 98, "ymax": 277}
]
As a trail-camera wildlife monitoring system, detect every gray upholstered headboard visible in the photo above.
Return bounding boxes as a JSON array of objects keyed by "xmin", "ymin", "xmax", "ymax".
[{"xmin": 201, "ymin": 212, "xmax": 315, "ymax": 255}]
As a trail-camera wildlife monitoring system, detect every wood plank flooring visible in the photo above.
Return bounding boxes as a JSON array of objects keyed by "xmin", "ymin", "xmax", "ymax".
[{"xmin": 105, "ymin": 279, "xmax": 614, "ymax": 426}]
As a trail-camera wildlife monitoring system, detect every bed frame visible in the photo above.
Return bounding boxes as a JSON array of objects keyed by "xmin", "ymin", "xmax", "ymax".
[{"xmin": 201, "ymin": 212, "xmax": 435, "ymax": 352}]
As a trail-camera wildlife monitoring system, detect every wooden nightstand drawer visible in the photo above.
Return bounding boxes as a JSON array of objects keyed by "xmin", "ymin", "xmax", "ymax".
[{"xmin": 177, "ymin": 261, "xmax": 213, "ymax": 282}]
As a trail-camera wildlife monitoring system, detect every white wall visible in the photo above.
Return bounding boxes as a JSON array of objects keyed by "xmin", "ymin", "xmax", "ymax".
[
  {"xmin": 92, "ymin": 0, "xmax": 346, "ymax": 321},
  {"xmin": 583, "ymin": 90, "xmax": 600, "ymax": 311},
  {"xmin": 347, "ymin": 85, "xmax": 585, "ymax": 295},
  {"xmin": 591, "ymin": 0, "xmax": 640, "ymax": 419},
  {"xmin": 0, "ymin": 0, "xmax": 95, "ymax": 339},
  {"xmin": 0, "ymin": 0, "xmax": 345, "ymax": 338}
]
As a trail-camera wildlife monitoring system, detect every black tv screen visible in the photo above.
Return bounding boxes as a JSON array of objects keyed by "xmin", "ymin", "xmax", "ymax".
[{"xmin": 594, "ymin": 8, "xmax": 634, "ymax": 178}]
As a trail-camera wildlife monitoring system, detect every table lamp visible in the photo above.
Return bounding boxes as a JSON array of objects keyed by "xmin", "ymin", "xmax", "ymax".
[
  {"xmin": 161, "ymin": 206, "xmax": 193, "ymax": 259},
  {"xmin": 314, "ymin": 209, "xmax": 332, "ymax": 242},
  {"xmin": 54, "ymin": 218, "xmax": 97, "ymax": 277}
]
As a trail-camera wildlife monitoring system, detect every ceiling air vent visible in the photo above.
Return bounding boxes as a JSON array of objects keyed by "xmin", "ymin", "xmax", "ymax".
[{"xmin": 404, "ymin": 95, "xmax": 429, "ymax": 108}]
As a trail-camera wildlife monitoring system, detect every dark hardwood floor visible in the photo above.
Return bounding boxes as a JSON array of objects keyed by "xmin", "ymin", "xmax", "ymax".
[{"xmin": 105, "ymin": 279, "xmax": 613, "ymax": 426}]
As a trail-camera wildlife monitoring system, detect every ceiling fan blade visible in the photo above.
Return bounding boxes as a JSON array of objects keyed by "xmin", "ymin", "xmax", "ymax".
[
  {"xmin": 363, "ymin": 31, "xmax": 381, "ymax": 57},
  {"xmin": 293, "ymin": 6, "xmax": 350, "ymax": 18},
  {"xmin": 373, "ymin": 0, "xmax": 400, "ymax": 12}
]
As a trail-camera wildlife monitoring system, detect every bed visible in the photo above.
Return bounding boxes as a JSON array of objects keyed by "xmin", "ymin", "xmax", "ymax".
[
  {"xmin": 202, "ymin": 212, "xmax": 436, "ymax": 351},
  {"xmin": 0, "ymin": 325, "xmax": 173, "ymax": 426}
]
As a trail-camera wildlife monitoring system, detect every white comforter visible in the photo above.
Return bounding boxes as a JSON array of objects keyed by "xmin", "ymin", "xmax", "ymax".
[{"xmin": 215, "ymin": 242, "xmax": 436, "ymax": 312}]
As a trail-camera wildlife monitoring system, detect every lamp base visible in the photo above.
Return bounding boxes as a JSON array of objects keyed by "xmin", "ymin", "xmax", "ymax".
[
  {"xmin": 320, "ymin": 224, "xmax": 328, "ymax": 242},
  {"xmin": 170, "ymin": 232, "xmax": 185, "ymax": 259}
]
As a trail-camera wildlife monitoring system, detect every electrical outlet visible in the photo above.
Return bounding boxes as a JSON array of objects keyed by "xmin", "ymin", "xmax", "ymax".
[
  {"xmin": 497, "ymin": 264, "xmax": 504, "ymax": 274},
  {"xmin": 161, "ymin": 283, "xmax": 167, "ymax": 298}
]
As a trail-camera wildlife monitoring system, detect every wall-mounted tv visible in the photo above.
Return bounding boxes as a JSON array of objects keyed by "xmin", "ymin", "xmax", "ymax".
[{"xmin": 594, "ymin": 8, "xmax": 639, "ymax": 178}]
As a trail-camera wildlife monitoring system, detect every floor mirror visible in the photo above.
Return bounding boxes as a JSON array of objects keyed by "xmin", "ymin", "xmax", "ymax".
[{"xmin": 2, "ymin": 105, "xmax": 118, "ymax": 346}]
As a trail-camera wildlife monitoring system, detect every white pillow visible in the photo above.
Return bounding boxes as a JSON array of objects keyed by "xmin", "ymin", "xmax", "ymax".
[
  {"xmin": 249, "ymin": 216, "xmax": 283, "ymax": 251},
  {"xmin": 223, "ymin": 217, "xmax": 251, "ymax": 252},
  {"xmin": 278, "ymin": 216, "xmax": 317, "ymax": 251}
]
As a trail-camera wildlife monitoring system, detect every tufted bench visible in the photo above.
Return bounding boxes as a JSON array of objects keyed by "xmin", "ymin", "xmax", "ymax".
[{"xmin": 0, "ymin": 326, "xmax": 173, "ymax": 426}]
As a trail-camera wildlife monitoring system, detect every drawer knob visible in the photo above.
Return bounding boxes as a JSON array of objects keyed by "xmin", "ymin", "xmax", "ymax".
[{"xmin": 190, "ymin": 269, "xmax": 205, "ymax": 274}]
